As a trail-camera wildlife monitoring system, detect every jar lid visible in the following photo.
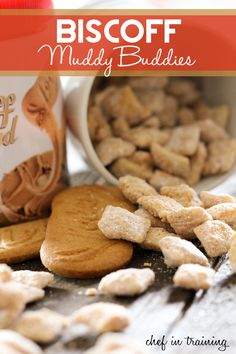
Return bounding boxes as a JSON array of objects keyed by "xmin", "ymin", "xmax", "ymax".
[{"xmin": 0, "ymin": 0, "xmax": 53, "ymax": 8}]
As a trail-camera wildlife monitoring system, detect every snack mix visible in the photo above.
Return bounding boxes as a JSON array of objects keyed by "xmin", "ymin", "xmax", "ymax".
[
  {"xmin": 1, "ymin": 174, "xmax": 236, "ymax": 352},
  {"xmin": 98, "ymin": 174, "xmax": 236, "ymax": 292},
  {"xmin": 88, "ymin": 77, "xmax": 236, "ymax": 187},
  {"xmin": 1, "ymin": 76, "xmax": 236, "ymax": 353}
]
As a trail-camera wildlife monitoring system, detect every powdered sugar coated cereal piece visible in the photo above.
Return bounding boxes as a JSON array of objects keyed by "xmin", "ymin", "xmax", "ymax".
[
  {"xmin": 149, "ymin": 170, "xmax": 185, "ymax": 190},
  {"xmin": 168, "ymin": 78, "xmax": 196, "ymax": 96},
  {"xmin": 13, "ymin": 308, "xmax": 67, "ymax": 344},
  {"xmin": 159, "ymin": 95, "xmax": 178, "ymax": 127},
  {"xmin": 207, "ymin": 203, "xmax": 236, "ymax": 230},
  {"xmin": 119, "ymin": 175, "xmax": 157, "ymax": 204},
  {"xmin": 98, "ymin": 268, "xmax": 155, "ymax": 296},
  {"xmin": 167, "ymin": 125, "xmax": 200, "ymax": 156},
  {"xmin": 167, "ymin": 207, "xmax": 212, "ymax": 239},
  {"xmin": 187, "ymin": 143, "xmax": 207, "ymax": 186},
  {"xmin": 88, "ymin": 106, "xmax": 112, "ymax": 143},
  {"xmin": 122, "ymin": 127, "xmax": 170, "ymax": 149},
  {"xmin": 85, "ymin": 288, "xmax": 97, "ymax": 296},
  {"xmin": 159, "ymin": 236, "xmax": 208, "ymax": 268},
  {"xmin": 98, "ymin": 205, "xmax": 151, "ymax": 243},
  {"xmin": 142, "ymin": 116, "xmax": 160, "ymax": 128},
  {"xmin": 151, "ymin": 143, "xmax": 190, "ymax": 179},
  {"xmin": 138, "ymin": 195, "xmax": 183, "ymax": 222},
  {"xmin": 85, "ymin": 333, "xmax": 147, "ymax": 354},
  {"xmin": 96, "ymin": 137, "xmax": 135, "ymax": 166},
  {"xmin": 167, "ymin": 78, "xmax": 200, "ymax": 104},
  {"xmin": 0, "ymin": 330, "xmax": 43, "ymax": 354},
  {"xmin": 134, "ymin": 209, "xmax": 172, "ymax": 230},
  {"xmin": 0, "ymin": 283, "xmax": 26, "ymax": 329},
  {"xmin": 178, "ymin": 107, "xmax": 196, "ymax": 125},
  {"xmin": 200, "ymin": 191, "xmax": 235, "ymax": 209},
  {"xmin": 180, "ymin": 88, "xmax": 200, "ymax": 105},
  {"xmin": 94, "ymin": 86, "xmax": 117, "ymax": 106},
  {"xmin": 129, "ymin": 76, "xmax": 169, "ymax": 90},
  {"xmin": 173, "ymin": 264, "xmax": 215, "ymax": 290},
  {"xmin": 71, "ymin": 302, "xmax": 131, "ymax": 333},
  {"xmin": 210, "ymin": 104, "xmax": 229, "ymax": 128},
  {"xmin": 128, "ymin": 151, "xmax": 153, "ymax": 171},
  {"xmin": 141, "ymin": 227, "xmax": 178, "ymax": 251},
  {"xmin": 194, "ymin": 220, "xmax": 234, "ymax": 257},
  {"xmin": 198, "ymin": 119, "xmax": 229, "ymax": 143},
  {"xmin": 0, "ymin": 264, "xmax": 12, "ymax": 282},
  {"xmin": 136, "ymin": 89, "xmax": 166, "ymax": 114},
  {"xmin": 12, "ymin": 283, "xmax": 45, "ymax": 304},
  {"xmin": 12, "ymin": 270, "xmax": 54, "ymax": 289},
  {"xmin": 110, "ymin": 158, "xmax": 152, "ymax": 180},
  {"xmin": 111, "ymin": 117, "xmax": 129, "ymax": 137},
  {"xmin": 203, "ymin": 139, "xmax": 236, "ymax": 176},
  {"xmin": 196, "ymin": 101, "xmax": 229, "ymax": 129},
  {"xmin": 229, "ymin": 234, "xmax": 236, "ymax": 272},
  {"xmin": 0, "ymin": 279, "xmax": 45, "ymax": 304},
  {"xmin": 102, "ymin": 86, "xmax": 150, "ymax": 126},
  {"xmin": 160, "ymin": 184, "xmax": 202, "ymax": 207}
]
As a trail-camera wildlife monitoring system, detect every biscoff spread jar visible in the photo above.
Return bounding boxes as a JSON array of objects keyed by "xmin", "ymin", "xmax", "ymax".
[{"xmin": 0, "ymin": 0, "xmax": 67, "ymax": 225}]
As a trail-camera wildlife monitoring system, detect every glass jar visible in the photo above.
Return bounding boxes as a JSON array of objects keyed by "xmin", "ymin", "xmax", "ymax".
[{"xmin": 0, "ymin": 0, "xmax": 67, "ymax": 225}]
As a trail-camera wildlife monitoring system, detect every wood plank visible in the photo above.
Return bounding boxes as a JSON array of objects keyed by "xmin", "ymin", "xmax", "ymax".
[
  {"xmin": 10, "ymin": 169, "xmax": 235, "ymax": 353},
  {"xmin": 165, "ymin": 257, "xmax": 236, "ymax": 354},
  {"xmin": 12, "ymin": 248, "xmax": 194, "ymax": 353}
]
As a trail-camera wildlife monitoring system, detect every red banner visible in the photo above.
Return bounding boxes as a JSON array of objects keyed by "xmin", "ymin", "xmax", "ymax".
[{"xmin": 0, "ymin": 11, "xmax": 236, "ymax": 75}]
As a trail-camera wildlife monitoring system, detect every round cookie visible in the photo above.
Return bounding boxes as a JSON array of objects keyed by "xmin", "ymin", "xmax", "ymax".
[
  {"xmin": 0, "ymin": 219, "xmax": 47, "ymax": 264},
  {"xmin": 40, "ymin": 185, "xmax": 135, "ymax": 278}
]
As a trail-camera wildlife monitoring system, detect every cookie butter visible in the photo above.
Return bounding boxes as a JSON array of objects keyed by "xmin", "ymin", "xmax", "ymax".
[{"xmin": 0, "ymin": 76, "xmax": 66, "ymax": 225}]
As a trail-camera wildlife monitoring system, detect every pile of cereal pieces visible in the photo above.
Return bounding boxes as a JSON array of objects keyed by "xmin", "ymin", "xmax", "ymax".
[
  {"xmin": 88, "ymin": 77, "xmax": 236, "ymax": 187},
  {"xmin": 0, "ymin": 264, "xmax": 150, "ymax": 354},
  {"xmin": 98, "ymin": 175, "xmax": 236, "ymax": 291}
]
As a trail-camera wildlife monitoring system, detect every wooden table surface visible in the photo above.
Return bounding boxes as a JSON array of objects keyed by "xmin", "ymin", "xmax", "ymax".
[{"xmin": 12, "ymin": 169, "xmax": 236, "ymax": 354}]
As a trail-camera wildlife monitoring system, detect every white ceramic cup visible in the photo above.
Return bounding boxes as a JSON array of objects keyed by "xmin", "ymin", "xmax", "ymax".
[{"xmin": 65, "ymin": 76, "xmax": 236, "ymax": 192}]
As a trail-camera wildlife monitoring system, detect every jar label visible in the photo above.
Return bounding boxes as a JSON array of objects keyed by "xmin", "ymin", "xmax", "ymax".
[{"xmin": 0, "ymin": 76, "xmax": 67, "ymax": 225}]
